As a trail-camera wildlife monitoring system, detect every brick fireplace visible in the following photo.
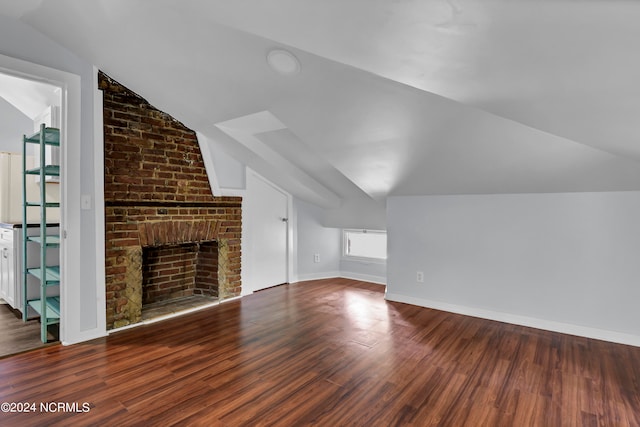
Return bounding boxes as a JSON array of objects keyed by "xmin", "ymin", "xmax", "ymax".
[{"xmin": 100, "ymin": 72, "xmax": 241, "ymax": 329}]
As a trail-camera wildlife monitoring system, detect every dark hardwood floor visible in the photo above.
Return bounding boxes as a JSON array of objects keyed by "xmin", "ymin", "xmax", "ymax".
[
  {"xmin": 0, "ymin": 303, "xmax": 50, "ymax": 359},
  {"xmin": 1, "ymin": 278, "xmax": 639, "ymax": 426}
]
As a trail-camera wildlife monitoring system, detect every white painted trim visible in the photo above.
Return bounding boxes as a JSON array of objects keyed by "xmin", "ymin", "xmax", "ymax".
[
  {"xmin": 64, "ymin": 328, "xmax": 106, "ymax": 345},
  {"xmin": 295, "ymin": 271, "xmax": 342, "ymax": 282},
  {"xmin": 246, "ymin": 168, "xmax": 294, "ymax": 286},
  {"xmin": 340, "ymin": 272, "xmax": 386, "ymax": 285},
  {"xmin": 286, "ymin": 186, "xmax": 294, "ymax": 285},
  {"xmin": 341, "ymin": 256, "xmax": 387, "ymax": 265},
  {"xmin": 292, "ymin": 272, "xmax": 386, "ymax": 285},
  {"xmin": 58, "ymin": 70, "xmax": 81, "ymax": 346},
  {"xmin": 195, "ymin": 131, "xmax": 221, "ymax": 197},
  {"xmin": 0, "ymin": 53, "xmax": 82, "ymax": 345},
  {"xmin": 385, "ymin": 292, "xmax": 640, "ymax": 348},
  {"xmin": 92, "ymin": 67, "xmax": 107, "ymax": 340},
  {"xmin": 341, "ymin": 228, "xmax": 387, "ymax": 264}
]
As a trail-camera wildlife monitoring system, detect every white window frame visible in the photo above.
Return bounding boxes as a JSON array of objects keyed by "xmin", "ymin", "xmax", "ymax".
[{"xmin": 342, "ymin": 229, "xmax": 387, "ymax": 263}]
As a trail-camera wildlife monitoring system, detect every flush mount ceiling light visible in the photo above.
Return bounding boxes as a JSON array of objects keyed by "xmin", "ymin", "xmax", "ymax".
[{"xmin": 267, "ymin": 49, "xmax": 301, "ymax": 75}]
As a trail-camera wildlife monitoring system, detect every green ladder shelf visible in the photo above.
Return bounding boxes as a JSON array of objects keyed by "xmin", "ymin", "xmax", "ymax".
[{"xmin": 22, "ymin": 124, "xmax": 61, "ymax": 343}]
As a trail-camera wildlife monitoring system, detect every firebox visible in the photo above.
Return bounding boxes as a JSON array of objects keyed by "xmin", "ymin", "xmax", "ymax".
[{"xmin": 142, "ymin": 241, "xmax": 218, "ymax": 304}]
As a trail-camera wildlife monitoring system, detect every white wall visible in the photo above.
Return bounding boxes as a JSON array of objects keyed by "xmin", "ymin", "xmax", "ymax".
[
  {"xmin": 323, "ymin": 196, "xmax": 386, "ymax": 230},
  {"xmin": 294, "ymin": 198, "xmax": 387, "ymax": 284},
  {"xmin": 387, "ymin": 192, "xmax": 640, "ymax": 346},
  {"xmin": 0, "ymin": 97, "xmax": 32, "ymax": 152},
  {"xmin": 0, "ymin": 15, "xmax": 104, "ymax": 344},
  {"xmin": 294, "ymin": 198, "xmax": 341, "ymax": 281},
  {"xmin": 340, "ymin": 258, "xmax": 386, "ymax": 285},
  {"xmin": 209, "ymin": 143, "xmax": 246, "ymax": 191}
]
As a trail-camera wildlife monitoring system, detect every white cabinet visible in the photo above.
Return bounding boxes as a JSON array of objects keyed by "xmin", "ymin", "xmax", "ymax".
[
  {"xmin": 0, "ymin": 228, "xmax": 15, "ymax": 307},
  {"xmin": 0, "ymin": 225, "xmax": 59, "ymax": 316}
]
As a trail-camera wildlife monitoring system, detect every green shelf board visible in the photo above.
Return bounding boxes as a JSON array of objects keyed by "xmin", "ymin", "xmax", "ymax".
[
  {"xmin": 27, "ymin": 296, "xmax": 61, "ymax": 321},
  {"xmin": 24, "ymin": 128, "xmax": 60, "ymax": 146},
  {"xmin": 27, "ymin": 266, "xmax": 60, "ymax": 283},
  {"xmin": 27, "ymin": 235, "xmax": 61, "ymax": 246},
  {"xmin": 25, "ymin": 202, "xmax": 61, "ymax": 208},
  {"xmin": 25, "ymin": 165, "xmax": 60, "ymax": 176}
]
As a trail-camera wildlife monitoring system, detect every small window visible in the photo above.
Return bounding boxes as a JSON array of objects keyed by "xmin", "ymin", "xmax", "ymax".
[{"xmin": 343, "ymin": 229, "xmax": 387, "ymax": 261}]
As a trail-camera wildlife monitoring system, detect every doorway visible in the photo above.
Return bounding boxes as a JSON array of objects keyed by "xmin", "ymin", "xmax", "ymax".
[
  {"xmin": 243, "ymin": 170, "xmax": 291, "ymax": 294},
  {"xmin": 0, "ymin": 69, "xmax": 63, "ymax": 355}
]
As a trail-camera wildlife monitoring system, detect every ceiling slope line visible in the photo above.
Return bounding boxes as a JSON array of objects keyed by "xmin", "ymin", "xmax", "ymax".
[{"xmin": 215, "ymin": 111, "xmax": 342, "ymax": 208}]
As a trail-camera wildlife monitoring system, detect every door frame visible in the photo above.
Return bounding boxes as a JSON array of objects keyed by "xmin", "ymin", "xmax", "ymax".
[
  {"xmin": 0, "ymin": 53, "xmax": 82, "ymax": 345},
  {"xmin": 243, "ymin": 168, "xmax": 293, "ymax": 295}
]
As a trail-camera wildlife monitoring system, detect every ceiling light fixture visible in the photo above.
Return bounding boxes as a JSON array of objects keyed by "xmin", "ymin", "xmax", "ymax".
[{"xmin": 267, "ymin": 49, "xmax": 301, "ymax": 75}]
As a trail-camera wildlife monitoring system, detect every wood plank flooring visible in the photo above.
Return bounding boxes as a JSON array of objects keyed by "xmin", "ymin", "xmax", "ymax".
[
  {"xmin": 0, "ymin": 303, "xmax": 49, "ymax": 359},
  {"xmin": 1, "ymin": 278, "xmax": 639, "ymax": 426}
]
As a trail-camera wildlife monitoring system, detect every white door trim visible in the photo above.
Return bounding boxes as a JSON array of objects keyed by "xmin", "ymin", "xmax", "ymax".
[
  {"xmin": 243, "ymin": 168, "xmax": 293, "ymax": 294},
  {"xmin": 92, "ymin": 67, "xmax": 106, "ymax": 339},
  {"xmin": 0, "ymin": 53, "xmax": 83, "ymax": 345}
]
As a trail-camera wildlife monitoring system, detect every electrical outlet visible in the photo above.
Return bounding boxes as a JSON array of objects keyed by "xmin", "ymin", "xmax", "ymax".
[
  {"xmin": 416, "ymin": 271, "xmax": 424, "ymax": 283},
  {"xmin": 314, "ymin": 253, "xmax": 320, "ymax": 263}
]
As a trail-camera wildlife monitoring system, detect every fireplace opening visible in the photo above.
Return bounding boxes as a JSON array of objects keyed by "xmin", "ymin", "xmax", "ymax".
[{"xmin": 141, "ymin": 240, "xmax": 219, "ymax": 320}]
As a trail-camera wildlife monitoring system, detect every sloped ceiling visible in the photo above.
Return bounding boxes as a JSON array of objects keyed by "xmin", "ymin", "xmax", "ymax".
[
  {"xmin": 4, "ymin": 0, "xmax": 640, "ymax": 215},
  {"xmin": 0, "ymin": 72, "xmax": 60, "ymax": 120}
]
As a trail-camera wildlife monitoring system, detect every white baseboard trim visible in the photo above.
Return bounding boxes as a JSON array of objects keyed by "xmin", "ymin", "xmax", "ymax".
[
  {"xmin": 296, "ymin": 271, "xmax": 342, "ymax": 282},
  {"xmin": 339, "ymin": 272, "xmax": 386, "ymax": 285},
  {"xmin": 385, "ymin": 292, "xmax": 640, "ymax": 348},
  {"xmin": 62, "ymin": 330, "xmax": 108, "ymax": 346},
  {"xmin": 294, "ymin": 271, "xmax": 386, "ymax": 285}
]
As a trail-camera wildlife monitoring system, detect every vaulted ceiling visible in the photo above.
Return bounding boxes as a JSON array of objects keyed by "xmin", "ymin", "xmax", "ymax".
[
  {"xmin": 0, "ymin": 72, "xmax": 60, "ymax": 120},
  {"xmin": 4, "ymin": 0, "xmax": 640, "ymax": 215}
]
